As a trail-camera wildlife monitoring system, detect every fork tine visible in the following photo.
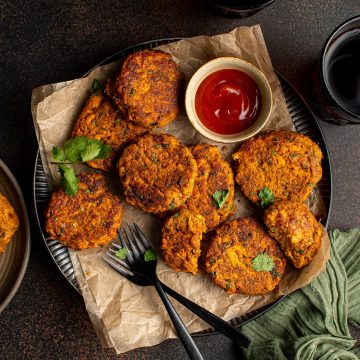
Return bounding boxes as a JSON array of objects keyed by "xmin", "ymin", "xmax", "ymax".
[
  {"xmin": 133, "ymin": 222, "xmax": 151, "ymax": 250},
  {"xmin": 117, "ymin": 228, "xmax": 134, "ymax": 263},
  {"xmin": 102, "ymin": 256, "xmax": 134, "ymax": 278},
  {"xmin": 123, "ymin": 226, "xmax": 141, "ymax": 260},
  {"xmin": 128, "ymin": 224, "xmax": 146, "ymax": 253},
  {"xmin": 105, "ymin": 248, "xmax": 131, "ymax": 270}
]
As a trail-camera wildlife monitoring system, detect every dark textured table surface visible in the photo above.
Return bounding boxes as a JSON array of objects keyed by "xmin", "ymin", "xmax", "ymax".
[{"xmin": 0, "ymin": 1, "xmax": 359, "ymax": 359}]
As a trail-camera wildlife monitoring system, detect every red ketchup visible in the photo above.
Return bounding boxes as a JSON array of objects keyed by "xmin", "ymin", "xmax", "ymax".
[{"xmin": 195, "ymin": 69, "xmax": 262, "ymax": 135}]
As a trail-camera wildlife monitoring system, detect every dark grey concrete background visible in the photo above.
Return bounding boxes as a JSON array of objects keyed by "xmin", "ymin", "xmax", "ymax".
[{"xmin": 0, "ymin": 1, "xmax": 359, "ymax": 359}]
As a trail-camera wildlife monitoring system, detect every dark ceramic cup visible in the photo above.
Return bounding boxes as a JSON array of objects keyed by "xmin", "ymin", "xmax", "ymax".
[
  {"xmin": 309, "ymin": 15, "xmax": 360, "ymax": 125},
  {"xmin": 205, "ymin": 0, "xmax": 275, "ymax": 18}
]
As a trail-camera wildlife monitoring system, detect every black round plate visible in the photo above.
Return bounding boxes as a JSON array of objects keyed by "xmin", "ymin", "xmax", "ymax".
[{"xmin": 33, "ymin": 38, "xmax": 332, "ymax": 333}]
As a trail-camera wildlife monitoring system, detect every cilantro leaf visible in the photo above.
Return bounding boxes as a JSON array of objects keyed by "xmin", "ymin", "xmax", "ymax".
[
  {"xmin": 63, "ymin": 137, "xmax": 111, "ymax": 162},
  {"xmin": 114, "ymin": 247, "xmax": 128, "ymax": 260},
  {"xmin": 51, "ymin": 146, "xmax": 65, "ymax": 162},
  {"xmin": 94, "ymin": 142, "xmax": 111, "ymax": 160},
  {"xmin": 212, "ymin": 189, "xmax": 230, "ymax": 209},
  {"xmin": 252, "ymin": 253, "xmax": 275, "ymax": 272},
  {"xmin": 58, "ymin": 164, "xmax": 79, "ymax": 196},
  {"xmin": 51, "ymin": 136, "xmax": 111, "ymax": 196},
  {"xmin": 258, "ymin": 187, "xmax": 275, "ymax": 207},
  {"xmin": 80, "ymin": 138, "xmax": 111, "ymax": 161},
  {"xmin": 144, "ymin": 249, "xmax": 157, "ymax": 261},
  {"xmin": 63, "ymin": 136, "xmax": 89, "ymax": 162},
  {"xmin": 91, "ymin": 79, "xmax": 103, "ymax": 95},
  {"xmin": 80, "ymin": 141, "xmax": 101, "ymax": 162}
]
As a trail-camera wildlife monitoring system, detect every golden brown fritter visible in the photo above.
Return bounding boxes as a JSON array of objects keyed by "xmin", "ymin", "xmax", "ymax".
[
  {"xmin": 0, "ymin": 192, "xmax": 19, "ymax": 253},
  {"xmin": 264, "ymin": 200, "xmax": 323, "ymax": 269},
  {"xmin": 205, "ymin": 218, "xmax": 287, "ymax": 295},
  {"xmin": 161, "ymin": 209, "xmax": 206, "ymax": 274},
  {"xmin": 72, "ymin": 92, "xmax": 148, "ymax": 171},
  {"xmin": 184, "ymin": 143, "xmax": 235, "ymax": 231},
  {"xmin": 106, "ymin": 50, "xmax": 181, "ymax": 128},
  {"xmin": 232, "ymin": 130, "xmax": 323, "ymax": 204},
  {"xmin": 117, "ymin": 133, "xmax": 198, "ymax": 214},
  {"xmin": 45, "ymin": 173, "xmax": 123, "ymax": 250}
]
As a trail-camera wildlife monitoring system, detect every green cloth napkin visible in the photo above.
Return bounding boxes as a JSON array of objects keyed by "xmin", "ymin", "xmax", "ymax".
[{"xmin": 240, "ymin": 229, "xmax": 360, "ymax": 360}]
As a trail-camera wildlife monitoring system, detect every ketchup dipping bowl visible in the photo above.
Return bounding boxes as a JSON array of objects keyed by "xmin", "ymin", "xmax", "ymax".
[{"xmin": 185, "ymin": 57, "xmax": 273, "ymax": 143}]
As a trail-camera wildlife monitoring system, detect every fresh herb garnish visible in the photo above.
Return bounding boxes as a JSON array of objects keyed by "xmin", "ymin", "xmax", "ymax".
[
  {"xmin": 252, "ymin": 253, "xmax": 275, "ymax": 272},
  {"xmin": 114, "ymin": 247, "xmax": 128, "ymax": 260},
  {"xmin": 269, "ymin": 226, "xmax": 278, "ymax": 233},
  {"xmin": 58, "ymin": 164, "xmax": 79, "ymax": 196},
  {"xmin": 144, "ymin": 248, "xmax": 157, "ymax": 261},
  {"xmin": 225, "ymin": 280, "xmax": 231, "ymax": 290},
  {"xmin": 155, "ymin": 143, "xmax": 170, "ymax": 149},
  {"xmin": 169, "ymin": 202, "xmax": 176, "ymax": 210},
  {"xmin": 295, "ymin": 249, "xmax": 305, "ymax": 254},
  {"xmin": 212, "ymin": 189, "xmax": 230, "ymax": 209},
  {"xmin": 51, "ymin": 136, "xmax": 111, "ymax": 196},
  {"xmin": 52, "ymin": 147, "xmax": 65, "ymax": 162},
  {"xmin": 258, "ymin": 187, "xmax": 275, "ymax": 207},
  {"xmin": 91, "ymin": 79, "xmax": 103, "ymax": 95}
]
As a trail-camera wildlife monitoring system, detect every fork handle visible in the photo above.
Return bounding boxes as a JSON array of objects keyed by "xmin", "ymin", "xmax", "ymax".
[
  {"xmin": 151, "ymin": 276, "xmax": 204, "ymax": 360},
  {"xmin": 160, "ymin": 281, "xmax": 251, "ymax": 348}
]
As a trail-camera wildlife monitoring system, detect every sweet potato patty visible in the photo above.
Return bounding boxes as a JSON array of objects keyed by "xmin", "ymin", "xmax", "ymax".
[
  {"xmin": 117, "ymin": 133, "xmax": 198, "ymax": 214},
  {"xmin": 232, "ymin": 130, "xmax": 323, "ymax": 204},
  {"xmin": 72, "ymin": 92, "xmax": 147, "ymax": 171},
  {"xmin": 205, "ymin": 218, "xmax": 286, "ymax": 295},
  {"xmin": 45, "ymin": 173, "xmax": 123, "ymax": 249},
  {"xmin": 107, "ymin": 50, "xmax": 181, "ymax": 128},
  {"xmin": 185, "ymin": 143, "xmax": 235, "ymax": 231},
  {"xmin": 161, "ymin": 209, "xmax": 206, "ymax": 274},
  {"xmin": 0, "ymin": 192, "xmax": 19, "ymax": 253},
  {"xmin": 264, "ymin": 200, "xmax": 323, "ymax": 269}
]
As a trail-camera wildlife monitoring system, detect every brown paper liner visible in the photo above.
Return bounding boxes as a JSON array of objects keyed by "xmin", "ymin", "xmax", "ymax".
[{"xmin": 31, "ymin": 25, "xmax": 330, "ymax": 354}]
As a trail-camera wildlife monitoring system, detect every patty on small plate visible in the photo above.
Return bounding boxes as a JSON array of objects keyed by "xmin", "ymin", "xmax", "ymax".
[{"xmin": 0, "ymin": 191, "xmax": 19, "ymax": 253}]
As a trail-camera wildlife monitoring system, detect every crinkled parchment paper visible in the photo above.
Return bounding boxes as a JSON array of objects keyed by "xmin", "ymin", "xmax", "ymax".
[{"xmin": 31, "ymin": 25, "xmax": 330, "ymax": 354}]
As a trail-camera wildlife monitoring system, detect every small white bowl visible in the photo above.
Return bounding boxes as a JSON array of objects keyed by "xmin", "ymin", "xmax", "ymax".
[{"xmin": 185, "ymin": 57, "xmax": 273, "ymax": 143}]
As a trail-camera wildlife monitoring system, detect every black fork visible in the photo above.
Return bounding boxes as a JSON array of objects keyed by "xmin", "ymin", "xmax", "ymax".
[
  {"xmin": 104, "ymin": 223, "xmax": 251, "ymax": 349},
  {"xmin": 114, "ymin": 223, "xmax": 204, "ymax": 360}
]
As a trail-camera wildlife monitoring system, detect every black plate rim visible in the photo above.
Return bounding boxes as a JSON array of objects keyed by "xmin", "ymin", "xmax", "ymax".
[{"xmin": 32, "ymin": 37, "xmax": 333, "ymax": 335}]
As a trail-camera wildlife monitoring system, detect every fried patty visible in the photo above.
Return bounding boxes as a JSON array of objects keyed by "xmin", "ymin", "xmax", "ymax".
[
  {"xmin": 205, "ymin": 218, "xmax": 287, "ymax": 295},
  {"xmin": 0, "ymin": 192, "xmax": 19, "ymax": 253},
  {"xmin": 264, "ymin": 200, "xmax": 323, "ymax": 269},
  {"xmin": 161, "ymin": 209, "xmax": 206, "ymax": 274},
  {"xmin": 107, "ymin": 50, "xmax": 181, "ymax": 128},
  {"xmin": 118, "ymin": 133, "xmax": 198, "ymax": 214},
  {"xmin": 45, "ymin": 173, "xmax": 123, "ymax": 250},
  {"xmin": 72, "ymin": 92, "xmax": 148, "ymax": 171},
  {"xmin": 185, "ymin": 143, "xmax": 235, "ymax": 231},
  {"xmin": 232, "ymin": 130, "xmax": 323, "ymax": 204}
]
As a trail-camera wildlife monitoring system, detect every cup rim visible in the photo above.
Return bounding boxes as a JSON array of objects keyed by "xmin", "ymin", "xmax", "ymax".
[
  {"xmin": 207, "ymin": 0, "xmax": 274, "ymax": 11},
  {"xmin": 185, "ymin": 57, "xmax": 273, "ymax": 143},
  {"xmin": 320, "ymin": 15, "xmax": 360, "ymax": 120}
]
